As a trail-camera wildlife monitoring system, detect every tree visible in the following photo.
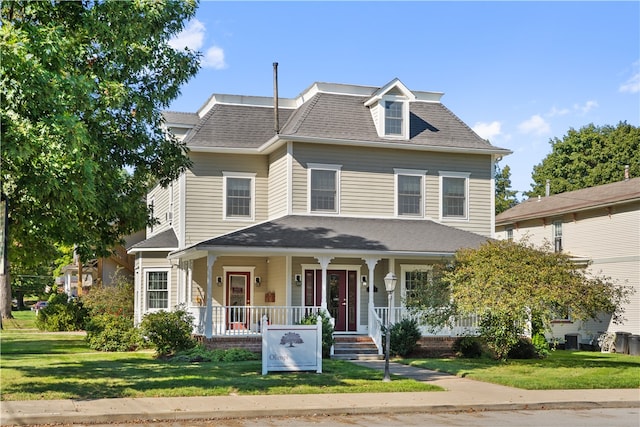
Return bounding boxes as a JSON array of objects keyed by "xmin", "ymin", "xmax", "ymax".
[
  {"xmin": 527, "ymin": 122, "xmax": 639, "ymax": 197},
  {"xmin": 0, "ymin": 1, "xmax": 200, "ymax": 319},
  {"xmin": 494, "ymin": 163, "xmax": 518, "ymax": 214},
  {"xmin": 406, "ymin": 239, "xmax": 631, "ymax": 360}
]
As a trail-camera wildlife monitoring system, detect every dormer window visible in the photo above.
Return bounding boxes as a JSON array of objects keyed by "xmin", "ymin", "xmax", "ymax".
[{"xmin": 385, "ymin": 101, "xmax": 403, "ymax": 136}]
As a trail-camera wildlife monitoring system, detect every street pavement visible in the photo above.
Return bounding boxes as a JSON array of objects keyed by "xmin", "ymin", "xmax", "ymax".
[{"xmin": 1, "ymin": 360, "xmax": 639, "ymax": 426}]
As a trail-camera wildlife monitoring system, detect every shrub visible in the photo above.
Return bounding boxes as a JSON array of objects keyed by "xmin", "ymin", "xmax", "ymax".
[
  {"xmin": 85, "ymin": 313, "xmax": 143, "ymax": 352},
  {"xmin": 140, "ymin": 306, "xmax": 196, "ymax": 356},
  {"xmin": 82, "ymin": 278, "xmax": 134, "ymax": 318},
  {"xmin": 507, "ymin": 337, "xmax": 539, "ymax": 359},
  {"xmin": 452, "ymin": 336, "xmax": 483, "ymax": 358},
  {"xmin": 389, "ymin": 318, "xmax": 421, "ymax": 357},
  {"xmin": 35, "ymin": 293, "xmax": 88, "ymax": 331},
  {"xmin": 531, "ymin": 333, "xmax": 550, "ymax": 358},
  {"xmin": 171, "ymin": 346, "xmax": 259, "ymax": 363},
  {"xmin": 479, "ymin": 311, "xmax": 522, "ymax": 360},
  {"xmin": 299, "ymin": 311, "xmax": 334, "ymax": 358}
]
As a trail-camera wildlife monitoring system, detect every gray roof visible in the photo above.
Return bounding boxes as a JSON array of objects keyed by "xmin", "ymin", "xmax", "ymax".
[
  {"xmin": 496, "ymin": 177, "xmax": 640, "ymax": 224},
  {"xmin": 163, "ymin": 111, "xmax": 199, "ymax": 126},
  {"xmin": 128, "ymin": 228, "xmax": 178, "ymax": 251},
  {"xmin": 185, "ymin": 105, "xmax": 295, "ymax": 148},
  {"xmin": 177, "ymin": 215, "xmax": 491, "ymax": 256},
  {"xmin": 178, "ymin": 88, "xmax": 509, "ymax": 154}
]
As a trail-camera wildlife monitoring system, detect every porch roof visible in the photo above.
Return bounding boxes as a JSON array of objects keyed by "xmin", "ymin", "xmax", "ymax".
[
  {"xmin": 169, "ymin": 215, "xmax": 491, "ymax": 259},
  {"xmin": 127, "ymin": 228, "xmax": 178, "ymax": 253}
]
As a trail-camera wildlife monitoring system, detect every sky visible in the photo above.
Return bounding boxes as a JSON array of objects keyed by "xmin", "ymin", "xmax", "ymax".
[{"xmin": 168, "ymin": 1, "xmax": 640, "ymax": 198}]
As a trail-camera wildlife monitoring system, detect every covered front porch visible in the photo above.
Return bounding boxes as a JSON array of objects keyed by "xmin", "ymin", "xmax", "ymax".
[{"xmin": 156, "ymin": 215, "xmax": 489, "ymax": 353}]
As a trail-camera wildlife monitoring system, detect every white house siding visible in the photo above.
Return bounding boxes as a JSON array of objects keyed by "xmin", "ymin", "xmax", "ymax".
[
  {"xmin": 184, "ymin": 152, "xmax": 269, "ymax": 244},
  {"xmin": 290, "ymin": 143, "xmax": 494, "ymax": 236},
  {"xmin": 267, "ymin": 145, "xmax": 288, "ymax": 218},
  {"xmin": 497, "ymin": 200, "xmax": 640, "ymax": 337}
]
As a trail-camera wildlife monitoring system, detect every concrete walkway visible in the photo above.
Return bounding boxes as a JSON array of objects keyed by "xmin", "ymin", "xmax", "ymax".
[{"xmin": 2, "ymin": 360, "xmax": 639, "ymax": 426}]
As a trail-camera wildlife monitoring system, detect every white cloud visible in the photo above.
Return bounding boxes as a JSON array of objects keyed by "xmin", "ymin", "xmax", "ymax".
[
  {"xmin": 547, "ymin": 106, "xmax": 570, "ymax": 117},
  {"xmin": 518, "ymin": 115, "xmax": 551, "ymax": 135},
  {"xmin": 619, "ymin": 71, "xmax": 640, "ymax": 94},
  {"xmin": 169, "ymin": 19, "xmax": 227, "ymax": 70},
  {"xmin": 574, "ymin": 100, "xmax": 599, "ymax": 115},
  {"xmin": 202, "ymin": 46, "xmax": 227, "ymax": 70},
  {"xmin": 472, "ymin": 121, "xmax": 502, "ymax": 140},
  {"xmin": 169, "ymin": 19, "xmax": 205, "ymax": 51}
]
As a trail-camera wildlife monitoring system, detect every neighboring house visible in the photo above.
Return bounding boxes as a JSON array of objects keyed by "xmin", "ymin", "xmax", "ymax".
[
  {"xmin": 60, "ymin": 231, "xmax": 145, "ymax": 295},
  {"xmin": 495, "ymin": 177, "xmax": 640, "ymax": 344},
  {"xmin": 128, "ymin": 78, "xmax": 511, "ymax": 352}
]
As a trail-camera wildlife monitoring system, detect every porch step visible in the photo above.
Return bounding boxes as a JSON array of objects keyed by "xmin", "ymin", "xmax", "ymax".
[{"xmin": 331, "ymin": 335, "xmax": 383, "ymax": 360}]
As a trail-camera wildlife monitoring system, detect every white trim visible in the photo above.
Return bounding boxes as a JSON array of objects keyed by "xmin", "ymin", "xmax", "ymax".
[
  {"xmin": 222, "ymin": 171, "xmax": 256, "ymax": 221},
  {"xmin": 394, "ymin": 168, "xmax": 427, "ymax": 218},
  {"xmin": 307, "ymin": 164, "xmax": 342, "ymax": 215},
  {"xmin": 439, "ymin": 171, "xmax": 471, "ymax": 222},
  {"xmin": 143, "ymin": 267, "xmax": 171, "ymax": 312},
  {"xmin": 287, "ymin": 142, "xmax": 293, "ymax": 216},
  {"xmin": 179, "ymin": 173, "xmax": 186, "ymax": 249},
  {"xmin": 222, "ymin": 266, "xmax": 256, "ymax": 307}
]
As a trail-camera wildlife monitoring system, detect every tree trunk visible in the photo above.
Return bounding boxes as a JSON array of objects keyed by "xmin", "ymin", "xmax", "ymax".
[{"xmin": 0, "ymin": 272, "xmax": 13, "ymax": 319}]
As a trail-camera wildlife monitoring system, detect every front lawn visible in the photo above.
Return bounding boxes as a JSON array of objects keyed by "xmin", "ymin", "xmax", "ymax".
[
  {"xmin": 0, "ymin": 330, "xmax": 440, "ymax": 401},
  {"xmin": 400, "ymin": 350, "xmax": 640, "ymax": 389}
]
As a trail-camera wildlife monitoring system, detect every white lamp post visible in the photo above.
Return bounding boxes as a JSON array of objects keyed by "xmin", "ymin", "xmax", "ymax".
[{"xmin": 383, "ymin": 272, "xmax": 397, "ymax": 382}]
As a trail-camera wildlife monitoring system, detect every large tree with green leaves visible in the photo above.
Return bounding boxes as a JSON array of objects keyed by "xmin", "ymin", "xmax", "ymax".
[
  {"xmin": 494, "ymin": 162, "xmax": 518, "ymax": 215},
  {"xmin": 0, "ymin": 0, "xmax": 200, "ymax": 319},
  {"xmin": 406, "ymin": 239, "xmax": 631, "ymax": 360},
  {"xmin": 527, "ymin": 122, "xmax": 639, "ymax": 197}
]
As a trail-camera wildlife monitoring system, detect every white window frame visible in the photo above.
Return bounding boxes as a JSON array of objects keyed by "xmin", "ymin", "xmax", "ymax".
[
  {"xmin": 381, "ymin": 97, "xmax": 410, "ymax": 139},
  {"xmin": 144, "ymin": 268, "xmax": 171, "ymax": 311},
  {"xmin": 307, "ymin": 163, "xmax": 341, "ymax": 214},
  {"xmin": 222, "ymin": 171, "xmax": 256, "ymax": 221},
  {"xmin": 400, "ymin": 264, "xmax": 433, "ymax": 302},
  {"xmin": 506, "ymin": 226, "xmax": 514, "ymax": 240},
  {"xmin": 394, "ymin": 168, "xmax": 426, "ymax": 217},
  {"xmin": 439, "ymin": 171, "xmax": 470, "ymax": 221},
  {"xmin": 553, "ymin": 220, "xmax": 563, "ymax": 253}
]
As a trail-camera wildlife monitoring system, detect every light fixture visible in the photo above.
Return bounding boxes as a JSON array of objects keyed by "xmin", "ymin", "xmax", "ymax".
[
  {"xmin": 361, "ymin": 275, "xmax": 367, "ymax": 287},
  {"xmin": 216, "ymin": 276, "xmax": 222, "ymax": 287},
  {"xmin": 383, "ymin": 272, "xmax": 397, "ymax": 382},
  {"xmin": 294, "ymin": 274, "xmax": 302, "ymax": 287},
  {"xmin": 255, "ymin": 277, "xmax": 261, "ymax": 286}
]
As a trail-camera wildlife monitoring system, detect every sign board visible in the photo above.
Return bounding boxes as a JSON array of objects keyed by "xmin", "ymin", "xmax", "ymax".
[{"xmin": 262, "ymin": 315, "xmax": 322, "ymax": 375}]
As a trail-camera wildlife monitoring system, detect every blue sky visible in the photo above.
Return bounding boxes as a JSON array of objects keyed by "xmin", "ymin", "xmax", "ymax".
[{"xmin": 168, "ymin": 1, "xmax": 640, "ymax": 198}]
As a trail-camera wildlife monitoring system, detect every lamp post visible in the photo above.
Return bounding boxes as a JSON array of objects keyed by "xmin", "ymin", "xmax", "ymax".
[{"xmin": 383, "ymin": 272, "xmax": 397, "ymax": 382}]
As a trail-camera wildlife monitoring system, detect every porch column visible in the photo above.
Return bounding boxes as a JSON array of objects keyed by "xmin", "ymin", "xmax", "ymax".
[
  {"xmin": 388, "ymin": 257, "xmax": 396, "ymax": 323},
  {"xmin": 315, "ymin": 256, "xmax": 333, "ymax": 310},
  {"xmin": 205, "ymin": 253, "xmax": 217, "ymax": 339},
  {"xmin": 363, "ymin": 257, "xmax": 380, "ymax": 310}
]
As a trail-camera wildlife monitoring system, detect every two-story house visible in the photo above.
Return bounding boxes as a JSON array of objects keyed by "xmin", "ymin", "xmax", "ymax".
[
  {"xmin": 128, "ymin": 78, "xmax": 511, "ymax": 353},
  {"xmin": 495, "ymin": 177, "xmax": 640, "ymax": 346}
]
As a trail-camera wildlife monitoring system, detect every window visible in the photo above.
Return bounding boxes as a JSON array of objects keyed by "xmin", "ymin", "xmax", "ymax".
[
  {"xmin": 400, "ymin": 265, "xmax": 433, "ymax": 302},
  {"xmin": 146, "ymin": 270, "xmax": 168, "ymax": 310},
  {"xmin": 385, "ymin": 101, "xmax": 403, "ymax": 136},
  {"xmin": 506, "ymin": 227, "xmax": 514, "ymax": 240},
  {"xmin": 553, "ymin": 220, "xmax": 563, "ymax": 252},
  {"xmin": 223, "ymin": 172, "xmax": 255, "ymax": 220},
  {"xmin": 308, "ymin": 164, "xmax": 341, "ymax": 213},
  {"xmin": 395, "ymin": 169, "xmax": 426, "ymax": 217},
  {"xmin": 440, "ymin": 172, "xmax": 469, "ymax": 219}
]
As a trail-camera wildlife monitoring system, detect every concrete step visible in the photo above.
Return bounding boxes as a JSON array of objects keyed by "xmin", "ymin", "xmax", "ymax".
[{"xmin": 332, "ymin": 335, "xmax": 381, "ymax": 360}]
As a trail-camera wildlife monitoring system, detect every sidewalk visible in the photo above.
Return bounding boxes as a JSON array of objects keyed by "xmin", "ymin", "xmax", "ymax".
[{"xmin": 2, "ymin": 360, "xmax": 639, "ymax": 426}]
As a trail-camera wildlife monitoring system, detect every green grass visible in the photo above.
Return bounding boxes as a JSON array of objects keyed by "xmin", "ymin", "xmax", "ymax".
[
  {"xmin": 0, "ymin": 330, "xmax": 440, "ymax": 401},
  {"xmin": 399, "ymin": 351, "xmax": 640, "ymax": 389},
  {"xmin": 2, "ymin": 309, "xmax": 38, "ymax": 330}
]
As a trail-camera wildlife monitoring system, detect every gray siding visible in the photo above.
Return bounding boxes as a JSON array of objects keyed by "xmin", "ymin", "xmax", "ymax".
[
  {"xmin": 291, "ymin": 142, "xmax": 494, "ymax": 236},
  {"xmin": 184, "ymin": 152, "xmax": 269, "ymax": 244},
  {"xmin": 268, "ymin": 145, "xmax": 289, "ymax": 218}
]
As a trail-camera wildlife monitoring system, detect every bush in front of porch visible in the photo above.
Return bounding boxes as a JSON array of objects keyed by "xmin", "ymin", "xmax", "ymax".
[{"xmin": 299, "ymin": 311, "xmax": 335, "ymax": 358}]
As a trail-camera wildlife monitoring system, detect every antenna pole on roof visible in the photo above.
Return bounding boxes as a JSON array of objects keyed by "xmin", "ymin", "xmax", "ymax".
[{"xmin": 273, "ymin": 62, "xmax": 280, "ymax": 134}]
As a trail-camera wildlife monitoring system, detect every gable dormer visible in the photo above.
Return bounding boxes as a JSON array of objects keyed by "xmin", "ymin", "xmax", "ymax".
[{"xmin": 364, "ymin": 78, "xmax": 415, "ymax": 140}]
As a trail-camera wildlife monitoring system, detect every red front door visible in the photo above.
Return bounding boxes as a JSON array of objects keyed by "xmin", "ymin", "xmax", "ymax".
[
  {"xmin": 304, "ymin": 269, "xmax": 357, "ymax": 332},
  {"xmin": 226, "ymin": 272, "xmax": 250, "ymax": 329}
]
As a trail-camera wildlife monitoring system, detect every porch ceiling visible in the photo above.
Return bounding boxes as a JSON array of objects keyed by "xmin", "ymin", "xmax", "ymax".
[{"xmin": 169, "ymin": 215, "xmax": 491, "ymax": 259}]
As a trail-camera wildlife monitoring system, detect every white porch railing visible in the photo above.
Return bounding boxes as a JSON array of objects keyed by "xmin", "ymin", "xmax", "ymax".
[
  {"xmin": 373, "ymin": 307, "xmax": 480, "ymax": 337},
  {"xmin": 368, "ymin": 307, "xmax": 384, "ymax": 356},
  {"xmin": 188, "ymin": 305, "xmax": 323, "ymax": 336}
]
